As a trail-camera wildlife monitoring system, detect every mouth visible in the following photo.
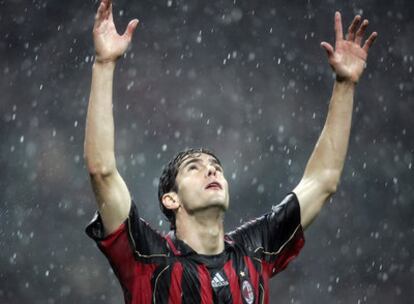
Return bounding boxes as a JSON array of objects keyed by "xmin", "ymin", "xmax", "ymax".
[{"xmin": 205, "ymin": 181, "xmax": 222, "ymax": 190}]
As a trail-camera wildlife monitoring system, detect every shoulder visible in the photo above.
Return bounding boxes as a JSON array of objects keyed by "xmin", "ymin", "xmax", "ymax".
[{"xmin": 86, "ymin": 200, "xmax": 170, "ymax": 257}]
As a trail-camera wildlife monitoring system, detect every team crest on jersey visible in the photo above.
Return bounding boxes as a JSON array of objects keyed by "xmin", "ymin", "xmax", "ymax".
[{"xmin": 242, "ymin": 280, "xmax": 254, "ymax": 304}]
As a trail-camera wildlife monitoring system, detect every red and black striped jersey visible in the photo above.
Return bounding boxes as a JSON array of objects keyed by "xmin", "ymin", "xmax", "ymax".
[{"xmin": 86, "ymin": 192, "xmax": 305, "ymax": 304}]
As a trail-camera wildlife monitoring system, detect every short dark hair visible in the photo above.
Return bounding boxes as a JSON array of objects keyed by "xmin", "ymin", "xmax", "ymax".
[{"xmin": 158, "ymin": 148, "xmax": 222, "ymax": 229}]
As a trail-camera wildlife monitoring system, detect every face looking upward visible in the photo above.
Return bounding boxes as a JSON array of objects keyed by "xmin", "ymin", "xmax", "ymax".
[{"xmin": 167, "ymin": 153, "xmax": 230, "ymax": 215}]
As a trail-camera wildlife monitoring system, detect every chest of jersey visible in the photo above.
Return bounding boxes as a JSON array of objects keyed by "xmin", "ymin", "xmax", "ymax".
[{"xmin": 149, "ymin": 249, "xmax": 264, "ymax": 304}]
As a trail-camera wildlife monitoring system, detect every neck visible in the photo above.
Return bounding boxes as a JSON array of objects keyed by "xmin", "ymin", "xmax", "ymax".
[{"xmin": 175, "ymin": 206, "xmax": 225, "ymax": 255}]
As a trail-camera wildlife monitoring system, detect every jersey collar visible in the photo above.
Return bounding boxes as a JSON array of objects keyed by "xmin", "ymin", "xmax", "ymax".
[{"xmin": 165, "ymin": 230, "xmax": 234, "ymax": 256}]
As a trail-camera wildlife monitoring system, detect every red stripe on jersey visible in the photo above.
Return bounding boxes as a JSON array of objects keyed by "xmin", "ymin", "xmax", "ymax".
[
  {"xmin": 100, "ymin": 223, "xmax": 157, "ymax": 303},
  {"xmin": 223, "ymin": 260, "xmax": 242, "ymax": 304},
  {"xmin": 135, "ymin": 263, "xmax": 157, "ymax": 303},
  {"xmin": 263, "ymin": 229, "xmax": 305, "ymax": 277},
  {"xmin": 197, "ymin": 264, "xmax": 213, "ymax": 304},
  {"xmin": 244, "ymin": 256, "xmax": 260, "ymax": 304},
  {"xmin": 261, "ymin": 262, "xmax": 271, "ymax": 304},
  {"xmin": 168, "ymin": 262, "xmax": 183, "ymax": 304},
  {"xmin": 260, "ymin": 231, "xmax": 305, "ymax": 304},
  {"xmin": 166, "ymin": 234, "xmax": 181, "ymax": 256},
  {"xmin": 277, "ymin": 232, "xmax": 305, "ymax": 273}
]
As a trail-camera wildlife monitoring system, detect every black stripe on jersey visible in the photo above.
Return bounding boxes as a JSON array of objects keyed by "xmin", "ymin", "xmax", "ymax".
[
  {"xmin": 254, "ymin": 256, "xmax": 265, "ymax": 304},
  {"xmin": 231, "ymin": 252, "xmax": 247, "ymax": 304},
  {"xmin": 258, "ymin": 279, "xmax": 265, "ymax": 304},
  {"xmin": 181, "ymin": 261, "xmax": 201, "ymax": 304},
  {"xmin": 211, "ymin": 270, "xmax": 233, "ymax": 304},
  {"xmin": 151, "ymin": 264, "xmax": 172, "ymax": 304},
  {"xmin": 231, "ymin": 250, "xmax": 244, "ymax": 280}
]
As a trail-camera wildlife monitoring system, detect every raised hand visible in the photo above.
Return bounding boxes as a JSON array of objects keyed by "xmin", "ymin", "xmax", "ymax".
[
  {"xmin": 93, "ymin": 0, "xmax": 139, "ymax": 63},
  {"xmin": 321, "ymin": 12, "xmax": 377, "ymax": 83}
]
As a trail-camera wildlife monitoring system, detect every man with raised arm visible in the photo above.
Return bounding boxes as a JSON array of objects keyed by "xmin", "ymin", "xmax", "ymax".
[{"xmin": 84, "ymin": 0, "xmax": 377, "ymax": 303}]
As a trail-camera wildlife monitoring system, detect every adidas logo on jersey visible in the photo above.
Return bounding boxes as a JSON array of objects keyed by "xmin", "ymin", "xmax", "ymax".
[{"xmin": 211, "ymin": 272, "xmax": 229, "ymax": 288}]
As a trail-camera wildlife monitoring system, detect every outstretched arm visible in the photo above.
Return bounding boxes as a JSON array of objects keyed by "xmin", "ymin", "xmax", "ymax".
[
  {"xmin": 84, "ymin": 0, "xmax": 139, "ymax": 235},
  {"xmin": 293, "ymin": 12, "xmax": 377, "ymax": 229}
]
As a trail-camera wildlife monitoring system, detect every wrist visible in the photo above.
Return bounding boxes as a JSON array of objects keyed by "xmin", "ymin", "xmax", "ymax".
[
  {"xmin": 335, "ymin": 74, "xmax": 358, "ymax": 85},
  {"xmin": 93, "ymin": 59, "xmax": 116, "ymax": 70},
  {"xmin": 335, "ymin": 75, "xmax": 357, "ymax": 86},
  {"xmin": 334, "ymin": 79, "xmax": 356, "ymax": 92}
]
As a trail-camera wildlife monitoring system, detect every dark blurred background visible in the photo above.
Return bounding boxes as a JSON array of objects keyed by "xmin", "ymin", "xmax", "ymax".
[{"xmin": 1, "ymin": 0, "xmax": 413, "ymax": 303}]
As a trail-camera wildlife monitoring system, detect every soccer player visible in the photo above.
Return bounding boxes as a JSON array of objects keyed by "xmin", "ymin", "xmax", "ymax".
[{"xmin": 84, "ymin": 0, "xmax": 377, "ymax": 302}]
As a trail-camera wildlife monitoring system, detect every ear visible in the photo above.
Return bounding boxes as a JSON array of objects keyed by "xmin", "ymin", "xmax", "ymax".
[{"xmin": 161, "ymin": 192, "xmax": 180, "ymax": 211}]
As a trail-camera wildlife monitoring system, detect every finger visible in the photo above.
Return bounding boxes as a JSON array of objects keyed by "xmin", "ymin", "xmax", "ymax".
[
  {"xmin": 95, "ymin": 0, "xmax": 109, "ymax": 21},
  {"xmin": 105, "ymin": 1, "xmax": 113, "ymax": 21},
  {"xmin": 346, "ymin": 15, "xmax": 361, "ymax": 41},
  {"xmin": 104, "ymin": 0, "xmax": 111, "ymax": 11},
  {"xmin": 335, "ymin": 11, "xmax": 344, "ymax": 41},
  {"xmin": 95, "ymin": 2, "xmax": 105, "ymax": 21},
  {"xmin": 94, "ymin": 2, "xmax": 107, "ymax": 30},
  {"xmin": 355, "ymin": 19, "xmax": 369, "ymax": 45},
  {"xmin": 321, "ymin": 42, "xmax": 335, "ymax": 58},
  {"xmin": 362, "ymin": 32, "xmax": 378, "ymax": 52},
  {"xmin": 107, "ymin": 2, "xmax": 114, "ymax": 22},
  {"xmin": 123, "ymin": 19, "xmax": 139, "ymax": 41}
]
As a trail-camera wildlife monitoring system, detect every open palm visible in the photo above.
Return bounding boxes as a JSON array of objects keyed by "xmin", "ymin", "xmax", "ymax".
[
  {"xmin": 321, "ymin": 12, "xmax": 377, "ymax": 83},
  {"xmin": 93, "ymin": 0, "xmax": 138, "ymax": 63}
]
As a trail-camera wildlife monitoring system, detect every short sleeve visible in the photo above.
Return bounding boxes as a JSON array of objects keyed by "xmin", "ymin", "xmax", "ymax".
[
  {"xmin": 227, "ymin": 193, "xmax": 305, "ymax": 277},
  {"xmin": 85, "ymin": 200, "xmax": 168, "ymax": 260}
]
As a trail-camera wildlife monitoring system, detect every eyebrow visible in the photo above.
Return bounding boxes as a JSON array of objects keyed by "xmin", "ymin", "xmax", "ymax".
[
  {"xmin": 181, "ymin": 158, "xmax": 201, "ymax": 169},
  {"xmin": 181, "ymin": 157, "xmax": 222, "ymax": 170}
]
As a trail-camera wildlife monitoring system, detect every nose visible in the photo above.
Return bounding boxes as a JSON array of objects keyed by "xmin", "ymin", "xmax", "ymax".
[{"xmin": 206, "ymin": 164, "xmax": 217, "ymax": 177}]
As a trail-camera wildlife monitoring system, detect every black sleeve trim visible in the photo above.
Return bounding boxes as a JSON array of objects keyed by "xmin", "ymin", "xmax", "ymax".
[
  {"xmin": 84, "ymin": 201, "xmax": 138, "ymax": 242},
  {"xmin": 85, "ymin": 211, "xmax": 110, "ymax": 242}
]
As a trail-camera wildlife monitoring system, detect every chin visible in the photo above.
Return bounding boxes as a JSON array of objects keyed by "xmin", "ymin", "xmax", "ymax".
[
  {"xmin": 208, "ymin": 199, "xmax": 229, "ymax": 211},
  {"xmin": 193, "ymin": 199, "xmax": 227, "ymax": 212}
]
